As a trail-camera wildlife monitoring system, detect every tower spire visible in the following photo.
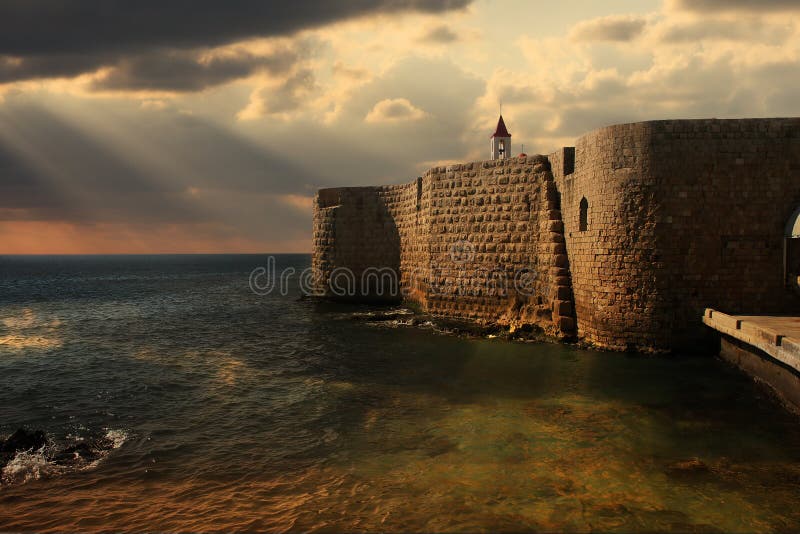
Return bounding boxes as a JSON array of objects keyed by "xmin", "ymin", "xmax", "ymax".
[{"xmin": 490, "ymin": 114, "xmax": 511, "ymax": 160}]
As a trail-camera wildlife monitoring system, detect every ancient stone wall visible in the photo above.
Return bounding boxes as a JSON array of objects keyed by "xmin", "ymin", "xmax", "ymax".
[
  {"xmin": 312, "ymin": 186, "xmax": 402, "ymax": 301},
  {"xmin": 313, "ymin": 157, "xmax": 576, "ymax": 338},
  {"xmin": 314, "ymin": 118, "xmax": 800, "ymax": 351},
  {"xmin": 415, "ymin": 157, "xmax": 574, "ymax": 337},
  {"xmin": 553, "ymin": 118, "xmax": 800, "ymax": 351},
  {"xmin": 647, "ymin": 119, "xmax": 800, "ymax": 348}
]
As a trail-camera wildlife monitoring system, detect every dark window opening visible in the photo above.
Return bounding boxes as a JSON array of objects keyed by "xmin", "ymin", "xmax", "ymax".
[
  {"xmin": 563, "ymin": 147, "xmax": 575, "ymax": 175},
  {"xmin": 579, "ymin": 197, "xmax": 588, "ymax": 232},
  {"xmin": 416, "ymin": 177, "xmax": 423, "ymax": 211}
]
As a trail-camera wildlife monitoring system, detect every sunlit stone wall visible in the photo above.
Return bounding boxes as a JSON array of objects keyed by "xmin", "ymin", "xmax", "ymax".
[{"xmin": 313, "ymin": 156, "xmax": 576, "ymax": 339}]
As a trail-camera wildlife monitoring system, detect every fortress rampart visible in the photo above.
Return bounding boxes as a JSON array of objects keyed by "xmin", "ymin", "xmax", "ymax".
[{"xmin": 313, "ymin": 118, "xmax": 800, "ymax": 351}]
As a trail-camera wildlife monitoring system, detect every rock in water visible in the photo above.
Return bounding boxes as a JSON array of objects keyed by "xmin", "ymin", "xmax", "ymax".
[
  {"xmin": 53, "ymin": 436, "xmax": 116, "ymax": 467},
  {"xmin": 0, "ymin": 428, "xmax": 49, "ymax": 469},
  {"xmin": 1, "ymin": 428, "xmax": 48, "ymax": 453}
]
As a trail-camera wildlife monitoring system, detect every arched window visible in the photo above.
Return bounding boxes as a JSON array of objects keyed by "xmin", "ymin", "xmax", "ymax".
[{"xmin": 579, "ymin": 197, "xmax": 588, "ymax": 232}]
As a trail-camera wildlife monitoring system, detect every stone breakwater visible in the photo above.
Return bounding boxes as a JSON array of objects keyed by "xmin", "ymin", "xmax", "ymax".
[{"xmin": 313, "ymin": 118, "xmax": 800, "ymax": 352}]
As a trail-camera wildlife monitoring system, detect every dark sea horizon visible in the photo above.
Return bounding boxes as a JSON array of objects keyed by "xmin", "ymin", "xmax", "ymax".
[{"xmin": 2, "ymin": 253, "xmax": 800, "ymax": 532}]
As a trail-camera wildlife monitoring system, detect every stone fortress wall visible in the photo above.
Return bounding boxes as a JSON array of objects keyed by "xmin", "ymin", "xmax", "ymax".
[{"xmin": 313, "ymin": 118, "xmax": 800, "ymax": 352}]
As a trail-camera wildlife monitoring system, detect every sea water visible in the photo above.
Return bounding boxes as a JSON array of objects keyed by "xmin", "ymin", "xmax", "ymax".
[{"xmin": 1, "ymin": 254, "xmax": 800, "ymax": 532}]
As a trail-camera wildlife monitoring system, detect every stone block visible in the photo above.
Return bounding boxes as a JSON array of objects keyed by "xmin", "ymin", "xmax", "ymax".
[
  {"xmin": 542, "ymin": 220, "xmax": 564, "ymax": 233},
  {"xmin": 544, "ymin": 209, "xmax": 562, "ymax": 221}
]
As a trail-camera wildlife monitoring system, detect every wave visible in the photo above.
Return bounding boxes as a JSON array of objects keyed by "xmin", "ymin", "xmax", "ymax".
[{"xmin": 1, "ymin": 428, "xmax": 128, "ymax": 488}]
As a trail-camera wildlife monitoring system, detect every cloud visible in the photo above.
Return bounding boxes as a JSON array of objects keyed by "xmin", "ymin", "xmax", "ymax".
[
  {"xmin": 91, "ymin": 47, "xmax": 301, "ymax": 92},
  {"xmin": 477, "ymin": 4, "xmax": 800, "ymax": 154},
  {"xmin": 569, "ymin": 15, "xmax": 648, "ymax": 42},
  {"xmin": 0, "ymin": 54, "xmax": 485, "ymax": 253},
  {"xmin": 668, "ymin": 0, "xmax": 800, "ymax": 11},
  {"xmin": 655, "ymin": 18, "xmax": 792, "ymax": 43},
  {"xmin": 332, "ymin": 61, "xmax": 370, "ymax": 81},
  {"xmin": 364, "ymin": 98, "xmax": 429, "ymax": 123},
  {"xmin": 140, "ymin": 99, "xmax": 168, "ymax": 110},
  {"xmin": 0, "ymin": 1, "xmax": 472, "ymax": 56},
  {"xmin": 0, "ymin": 102, "xmax": 327, "ymax": 222},
  {"xmin": 0, "ymin": 101, "xmax": 326, "ymax": 251},
  {"xmin": 421, "ymin": 24, "xmax": 460, "ymax": 43},
  {"xmin": 0, "ymin": 53, "xmax": 115, "ymax": 84},
  {"xmin": 4, "ymin": 1, "xmax": 800, "ymax": 254},
  {"xmin": 0, "ymin": 0, "xmax": 472, "ymax": 86},
  {"xmin": 237, "ymin": 68, "xmax": 320, "ymax": 120}
]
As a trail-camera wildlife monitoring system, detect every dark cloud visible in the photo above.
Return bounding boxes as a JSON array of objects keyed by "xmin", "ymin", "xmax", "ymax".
[
  {"xmin": 0, "ymin": 53, "xmax": 116, "ymax": 84},
  {"xmin": 0, "ymin": 1, "xmax": 471, "ymax": 88},
  {"xmin": 670, "ymin": 0, "xmax": 800, "ymax": 11},
  {"xmin": 570, "ymin": 15, "xmax": 647, "ymax": 42},
  {"xmin": 92, "ymin": 48, "xmax": 300, "ymax": 92},
  {"xmin": 0, "ymin": 1, "xmax": 471, "ymax": 56},
  {"xmin": 421, "ymin": 25, "xmax": 460, "ymax": 43}
]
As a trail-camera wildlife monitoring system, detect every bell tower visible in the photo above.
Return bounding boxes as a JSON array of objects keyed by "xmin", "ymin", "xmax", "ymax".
[{"xmin": 490, "ymin": 115, "xmax": 511, "ymax": 160}]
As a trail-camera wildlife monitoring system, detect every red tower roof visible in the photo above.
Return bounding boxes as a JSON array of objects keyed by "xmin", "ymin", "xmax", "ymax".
[{"xmin": 490, "ymin": 115, "xmax": 511, "ymax": 138}]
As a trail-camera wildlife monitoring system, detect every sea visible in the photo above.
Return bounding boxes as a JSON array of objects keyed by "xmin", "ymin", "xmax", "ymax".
[{"xmin": 2, "ymin": 254, "xmax": 800, "ymax": 532}]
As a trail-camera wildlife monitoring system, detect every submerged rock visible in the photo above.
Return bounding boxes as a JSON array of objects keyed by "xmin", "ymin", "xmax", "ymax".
[
  {"xmin": 1, "ymin": 429, "xmax": 119, "ymax": 472},
  {"xmin": 0, "ymin": 428, "xmax": 49, "ymax": 469},
  {"xmin": 53, "ymin": 437, "xmax": 116, "ymax": 467}
]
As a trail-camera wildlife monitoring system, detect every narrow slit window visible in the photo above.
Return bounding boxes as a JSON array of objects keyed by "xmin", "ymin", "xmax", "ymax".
[{"xmin": 579, "ymin": 197, "xmax": 588, "ymax": 232}]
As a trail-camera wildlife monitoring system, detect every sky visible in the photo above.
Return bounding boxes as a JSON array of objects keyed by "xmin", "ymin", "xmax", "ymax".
[{"xmin": 1, "ymin": 0, "xmax": 799, "ymax": 253}]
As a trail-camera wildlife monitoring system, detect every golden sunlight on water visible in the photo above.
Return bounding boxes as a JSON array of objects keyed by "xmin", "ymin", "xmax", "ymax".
[{"xmin": 0, "ymin": 308, "xmax": 62, "ymax": 351}]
